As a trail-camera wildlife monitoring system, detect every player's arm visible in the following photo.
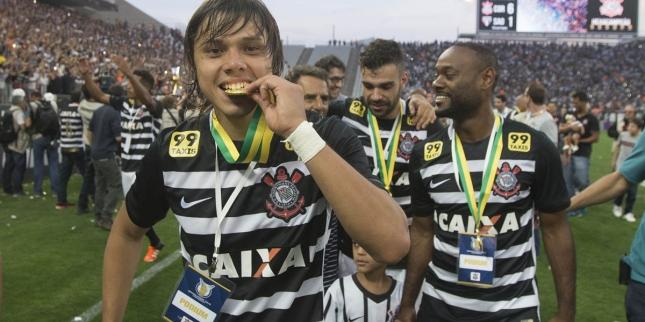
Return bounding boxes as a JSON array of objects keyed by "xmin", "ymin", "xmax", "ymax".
[
  {"xmin": 397, "ymin": 216, "xmax": 433, "ymax": 322},
  {"xmin": 532, "ymin": 133, "xmax": 576, "ymax": 322},
  {"xmin": 102, "ymin": 205, "xmax": 147, "ymax": 322},
  {"xmin": 78, "ymin": 58, "xmax": 110, "ymax": 105},
  {"xmin": 112, "ymin": 55, "xmax": 158, "ymax": 113},
  {"xmin": 540, "ymin": 211, "xmax": 576, "ymax": 322},
  {"xmin": 248, "ymin": 76, "xmax": 409, "ymax": 264},
  {"xmin": 102, "ymin": 138, "xmax": 168, "ymax": 321}
]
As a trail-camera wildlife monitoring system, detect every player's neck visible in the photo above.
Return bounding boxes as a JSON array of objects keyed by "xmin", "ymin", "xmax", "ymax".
[
  {"xmin": 454, "ymin": 107, "xmax": 495, "ymax": 143},
  {"xmin": 213, "ymin": 108, "xmax": 256, "ymax": 141},
  {"xmin": 356, "ymin": 269, "xmax": 391, "ymax": 295}
]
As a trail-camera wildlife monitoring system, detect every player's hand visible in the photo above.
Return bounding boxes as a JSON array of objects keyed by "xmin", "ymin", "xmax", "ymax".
[
  {"xmin": 111, "ymin": 55, "xmax": 131, "ymax": 74},
  {"xmin": 408, "ymin": 94, "xmax": 436, "ymax": 130},
  {"xmin": 246, "ymin": 75, "xmax": 306, "ymax": 138},
  {"xmin": 78, "ymin": 58, "xmax": 91, "ymax": 76},
  {"xmin": 395, "ymin": 305, "xmax": 416, "ymax": 322}
]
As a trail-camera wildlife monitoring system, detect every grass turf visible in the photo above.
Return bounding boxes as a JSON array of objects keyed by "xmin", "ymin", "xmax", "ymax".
[{"xmin": 0, "ymin": 133, "xmax": 642, "ymax": 321}]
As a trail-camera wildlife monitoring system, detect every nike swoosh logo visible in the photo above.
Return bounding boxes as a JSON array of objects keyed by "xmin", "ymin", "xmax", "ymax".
[
  {"xmin": 429, "ymin": 178, "xmax": 450, "ymax": 189},
  {"xmin": 349, "ymin": 317, "xmax": 364, "ymax": 322},
  {"xmin": 180, "ymin": 196, "xmax": 213, "ymax": 209}
]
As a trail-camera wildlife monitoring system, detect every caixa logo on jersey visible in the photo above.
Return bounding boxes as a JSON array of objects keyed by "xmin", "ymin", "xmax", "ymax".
[{"xmin": 262, "ymin": 166, "xmax": 306, "ymax": 222}]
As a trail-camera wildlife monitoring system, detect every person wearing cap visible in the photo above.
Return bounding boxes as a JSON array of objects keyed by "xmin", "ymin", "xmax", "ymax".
[{"xmin": 2, "ymin": 88, "xmax": 31, "ymax": 196}]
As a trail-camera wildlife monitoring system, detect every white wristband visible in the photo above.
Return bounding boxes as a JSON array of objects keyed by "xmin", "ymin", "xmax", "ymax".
[{"xmin": 284, "ymin": 121, "xmax": 326, "ymax": 163}]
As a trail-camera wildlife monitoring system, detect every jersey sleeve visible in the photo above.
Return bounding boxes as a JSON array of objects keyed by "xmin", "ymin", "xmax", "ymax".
[
  {"xmin": 125, "ymin": 137, "xmax": 170, "ymax": 228},
  {"xmin": 408, "ymin": 142, "xmax": 435, "ymax": 217},
  {"xmin": 323, "ymin": 279, "xmax": 344, "ymax": 322},
  {"xmin": 316, "ymin": 116, "xmax": 384, "ymax": 189},
  {"xmin": 532, "ymin": 131, "xmax": 570, "ymax": 213},
  {"xmin": 619, "ymin": 133, "xmax": 645, "ymax": 184},
  {"xmin": 327, "ymin": 99, "xmax": 347, "ymax": 117}
]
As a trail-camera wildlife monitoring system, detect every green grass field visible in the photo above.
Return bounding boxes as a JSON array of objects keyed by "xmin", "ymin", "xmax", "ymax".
[{"xmin": 0, "ymin": 133, "xmax": 642, "ymax": 321}]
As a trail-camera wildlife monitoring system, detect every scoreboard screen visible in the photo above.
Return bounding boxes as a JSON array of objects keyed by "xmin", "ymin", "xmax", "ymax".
[{"xmin": 478, "ymin": 0, "xmax": 638, "ymax": 33}]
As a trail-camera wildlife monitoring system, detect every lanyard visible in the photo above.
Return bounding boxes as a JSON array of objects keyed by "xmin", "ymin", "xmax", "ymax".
[
  {"xmin": 367, "ymin": 100, "xmax": 403, "ymax": 192},
  {"xmin": 450, "ymin": 115, "xmax": 504, "ymax": 235},
  {"xmin": 208, "ymin": 108, "xmax": 271, "ymax": 269},
  {"xmin": 209, "ymin": 107, "xmax": 273, "ymax": 164},
  {"xmin": 211, "ymin": 149, "xmax": 256, "ymax": 268}
]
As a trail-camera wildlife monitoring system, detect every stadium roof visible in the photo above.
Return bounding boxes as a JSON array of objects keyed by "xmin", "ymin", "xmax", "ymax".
[{"xmin": 39, "ymin": 0, "xmax": 164, "ymax": 28}]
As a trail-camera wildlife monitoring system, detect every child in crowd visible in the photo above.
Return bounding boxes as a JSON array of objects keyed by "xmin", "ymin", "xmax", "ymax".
[{"xmin": 612, "ymin": 118, "xmax": 643, "ymax": 222}]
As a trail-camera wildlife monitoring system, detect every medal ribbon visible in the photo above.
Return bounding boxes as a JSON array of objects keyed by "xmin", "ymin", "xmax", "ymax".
[
  {"xmin": 367, "ymin": 101, "xmax": 403, "ymax": 192},
  {"xmin": 209, "ymin": 107, "xmax": 273, "ymax": 163},
  {"xmin": 451, "ymin": 115, "xmax": 504, "ymax": 235}
]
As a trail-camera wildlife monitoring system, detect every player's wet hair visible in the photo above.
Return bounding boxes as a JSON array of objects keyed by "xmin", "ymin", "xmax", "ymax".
[
  {"xmin": 526, "ymin": 81, "xmax": 547, "ymax": 105},
  {"xmin": 183, "ymin": 0, "xmax": 283, "ymax": 110}
]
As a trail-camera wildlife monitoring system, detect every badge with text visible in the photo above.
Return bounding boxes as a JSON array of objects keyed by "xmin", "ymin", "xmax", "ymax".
[
  {"xmin": 457, "ymin": 233, "xmax": 496, "ymax": 288},
  {"xmin": 349, "ymin": 100, "xmax": 366, "ymax": 117},
  {"xmin": 170, "ymin": 131, "xmax": 201, "ymax": 158},
  {"xmin": 163, "ymin": 265, "xmax": 234, "ymax": 322},
  {"xmin": 424, "ymin": 141, "xmax": 443, "ymax": 161},
  {"xmin": 507, "ymin": 132, "xmax": 531, "ymax": 152}
]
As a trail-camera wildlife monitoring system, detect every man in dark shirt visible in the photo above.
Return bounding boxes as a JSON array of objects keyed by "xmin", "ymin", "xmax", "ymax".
[
  {"xmin": 560, "ymin": 91, "xmax": 599, "ymax": 216},
  {"xmin": 88, "ymin": 95, "xmax": 122, "ymax": 230}
]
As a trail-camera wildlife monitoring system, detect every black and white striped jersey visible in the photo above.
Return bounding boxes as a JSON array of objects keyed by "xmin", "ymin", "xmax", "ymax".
[
  {"xmin": 58, "ymin": 102, "xmax": 84, "ymax": 150},
  {"xmin": 409, "ymin": 120, "xmax": 569, "ymax": 321},
  {"xmin": 324, "ymin": 274, "xmax": 402, "ymax": 322},
  {"xmin": 329, "ymin": 98, "xmax": 443, "ymax": 216},
  {"xmin": 109, "ymin": 96, "xmax": 161, "ymax": 172},
  {"xmin": 125, "ymin": 112, "xmax": 380, "ymax": 322}
]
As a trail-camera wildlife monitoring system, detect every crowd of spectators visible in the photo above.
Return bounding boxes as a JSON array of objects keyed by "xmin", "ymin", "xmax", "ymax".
[
  {"xmin": 402, "ymin": 40, "xmax": 645, "ymax": 116},
  {"xmin": 0, "ymin": 0, "xmax": 183, "ymax": 103}
]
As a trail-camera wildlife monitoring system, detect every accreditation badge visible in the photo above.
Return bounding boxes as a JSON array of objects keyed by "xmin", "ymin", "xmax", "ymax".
[
  {"xmin": 163, "ymin": 265, "xmax": 235, "ymax": 322},
  {"xmin": 456, "ymin": 233, "xmax": 496, "ymax": 288}
]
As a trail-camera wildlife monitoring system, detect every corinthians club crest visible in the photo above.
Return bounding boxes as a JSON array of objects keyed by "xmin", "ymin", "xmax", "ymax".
[
  {"xmin": 493, "ymin": 162, "xmax": 522, "ymax": 199},
  {"xmin": 398, "ymin": 133, "xmax": 419, "ymax": 161},
  {"xmin": 263, "ymin": 166, "xmax": 306, "ymax": 222}
]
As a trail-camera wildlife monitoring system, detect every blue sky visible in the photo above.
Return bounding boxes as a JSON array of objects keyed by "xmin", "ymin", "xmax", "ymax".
[{"xmin": 127, "ymin": 0, "xmax": 645, "ymax": 45}]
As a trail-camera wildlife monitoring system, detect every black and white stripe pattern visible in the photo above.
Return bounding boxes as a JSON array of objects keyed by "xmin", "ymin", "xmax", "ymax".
[
  {"xmin": 324, "ymin": 274, "xmax": 402, "ymax": 322},
  {"xmin": 58, "ymin": 103, "xmax": 84, "ymax": 149},
  {"xmin": 126, "ymin": 113, "xmax": 377, "ymax": 322},
  {"xmin": 410, "ymin": 120, "xmax": 569, "ymax": 321},
  {"xmin": 111, "ymin": 96, "xmax": 161, "ymax": 172},
  {"xmin": 330, "ymin": 98, "xmax": 443, "ymax": 216}
]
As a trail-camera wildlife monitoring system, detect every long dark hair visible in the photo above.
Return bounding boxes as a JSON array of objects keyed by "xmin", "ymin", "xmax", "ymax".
[{"xmin": 183, "ymin": 0, "xmax": 283, "ymax": 112}]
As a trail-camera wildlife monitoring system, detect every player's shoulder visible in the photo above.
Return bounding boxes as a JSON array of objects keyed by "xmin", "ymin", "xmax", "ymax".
[
  {"xmin": 503, "ymin": 119, "xmax": 555, "ymax": 155},
  {"xmin": 159, "ymin": 111, "xmax": 205, "ymax": 142}
]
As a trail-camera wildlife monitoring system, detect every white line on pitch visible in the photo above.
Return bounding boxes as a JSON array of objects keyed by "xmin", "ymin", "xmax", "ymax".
[{"xmin": 71, "ymin": 251, "xmax": 181, "ymax": 322}]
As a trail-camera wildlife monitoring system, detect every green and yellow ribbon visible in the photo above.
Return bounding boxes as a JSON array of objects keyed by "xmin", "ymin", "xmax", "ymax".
[
  {"xmin": 452, "ymin": 115, "xmax": 504, "ymax": 234},
  {"xmin": 209, "ymin": 107, "xmax": 273, "ymax": 163},
  {"xmin": 367, "ymin": 102, "xmax": 403, "ymax": 192}
]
